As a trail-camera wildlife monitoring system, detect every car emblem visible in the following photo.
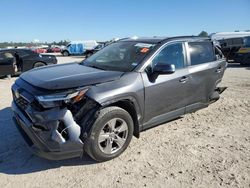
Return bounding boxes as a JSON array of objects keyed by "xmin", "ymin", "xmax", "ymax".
[{"xmin": 15, "ymin": 90, "xmax": 20, "ymax": 99}]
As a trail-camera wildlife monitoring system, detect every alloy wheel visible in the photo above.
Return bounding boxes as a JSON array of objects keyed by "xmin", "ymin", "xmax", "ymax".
[{"xmin": 98, "ymin": 118, "xmax": 128, "ymax": 154}]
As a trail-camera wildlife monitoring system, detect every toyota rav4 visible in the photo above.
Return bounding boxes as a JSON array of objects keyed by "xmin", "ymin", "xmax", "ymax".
[{"xmin": 11, "ymin": 36, "xmax": 227, "ymax": 162}]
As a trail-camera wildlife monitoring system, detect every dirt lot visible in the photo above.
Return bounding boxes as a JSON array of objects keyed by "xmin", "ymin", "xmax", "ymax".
[{"xmin": 0, "ymin": 56, "xmax": 250, "ymax": 188}]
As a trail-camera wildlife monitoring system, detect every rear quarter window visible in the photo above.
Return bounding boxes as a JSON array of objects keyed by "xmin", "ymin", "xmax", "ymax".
[{"xmin": 188, "ymin": 42, "xmax": 215, "ymax": 65}]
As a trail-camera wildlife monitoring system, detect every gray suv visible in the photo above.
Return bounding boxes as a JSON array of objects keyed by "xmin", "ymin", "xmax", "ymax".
[{"xmin": 11, "ymin": 36, "xmax": 227, "ymax": 162}]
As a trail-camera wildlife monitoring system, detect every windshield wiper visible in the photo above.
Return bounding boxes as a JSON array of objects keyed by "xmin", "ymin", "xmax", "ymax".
[{"xmin": 86, "ymin": 65, "xmax": 106, "ymax": 70}]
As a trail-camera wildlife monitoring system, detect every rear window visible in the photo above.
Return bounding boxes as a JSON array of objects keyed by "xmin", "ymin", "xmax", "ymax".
[{"xmin": 188, "ymin": 42, "xmax": 215, "ymax": 65}]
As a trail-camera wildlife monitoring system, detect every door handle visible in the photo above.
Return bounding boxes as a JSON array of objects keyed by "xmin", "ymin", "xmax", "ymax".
[{"xmin": 179, "ymin": 76, "xmax": 188, "ymax": 83}]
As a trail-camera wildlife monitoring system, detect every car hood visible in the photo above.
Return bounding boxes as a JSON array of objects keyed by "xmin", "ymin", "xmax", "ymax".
[{"xmin": 20, "ymin": 63, "xmax": 123, "ymax": 90}]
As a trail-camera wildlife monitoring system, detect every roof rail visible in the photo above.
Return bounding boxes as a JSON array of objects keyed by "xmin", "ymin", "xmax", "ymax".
[{"xmin": 158, "ymin": 35, "xmax": 210, "ymax": 43}]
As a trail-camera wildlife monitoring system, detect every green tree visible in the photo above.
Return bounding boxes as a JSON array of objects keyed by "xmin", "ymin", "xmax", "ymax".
[{"xmin": 198, "ymin": 31, "xmax": 208, "ymax": 37}]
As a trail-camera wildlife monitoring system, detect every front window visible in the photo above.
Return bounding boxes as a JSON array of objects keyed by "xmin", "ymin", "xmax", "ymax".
[
  {"xmin": 82, "ymin": 41, "xmax": 155, "ymax": 72},
  {"xmin": 150, "ymin": 43, "xmax": 185, "ymax": 70}
]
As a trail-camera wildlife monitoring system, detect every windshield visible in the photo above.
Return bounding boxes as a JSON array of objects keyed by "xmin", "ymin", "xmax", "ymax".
[{"xmin": 82, "ymin": 41, "xmax": 155, "ymax": 72}]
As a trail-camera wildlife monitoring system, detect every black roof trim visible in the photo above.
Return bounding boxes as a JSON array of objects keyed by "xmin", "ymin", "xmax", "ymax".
[
  {"xmin": 120, "ymin": 36, "xmax": 211, "ymax": 44},
  {"xmin": 158, "ymin": 36, "xmax": 211, "ymax": 43}
]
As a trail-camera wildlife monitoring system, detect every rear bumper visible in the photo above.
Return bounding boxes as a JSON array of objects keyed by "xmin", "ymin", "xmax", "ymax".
[
  {"xmin": 209, "ymin": 87, "xmax": 227, "ymax": 103},
  {"xmin": 49, "ymin": 58, "xmax": 57, "ymax": 64},
  {"xmin": 12, "ymin": 101, "xmax": 83, "ymax": 160},
  {"xmin": 216, "ymin": 87, "xmax": 227, "ymax": 94}
]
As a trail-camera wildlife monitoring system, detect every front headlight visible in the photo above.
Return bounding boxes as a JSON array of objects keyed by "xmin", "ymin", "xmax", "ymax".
[{"xmin": 36, "ymin": 88, "xmax": 88, "ymax": 108}]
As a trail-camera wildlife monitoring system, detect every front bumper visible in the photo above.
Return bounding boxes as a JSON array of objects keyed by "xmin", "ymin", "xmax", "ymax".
[{"xmin": 12, "ymin": 101, "xmax": 84, "ymax": 160}]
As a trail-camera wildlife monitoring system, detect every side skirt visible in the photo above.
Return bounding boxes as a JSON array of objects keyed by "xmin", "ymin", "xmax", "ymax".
[
  {"xmin": 142, "ymin": 107, "xmax": 185, "ymax": 131},
  {"xmin": 141, "ymin": 102, "xmax": 210, "ymax": 132}
]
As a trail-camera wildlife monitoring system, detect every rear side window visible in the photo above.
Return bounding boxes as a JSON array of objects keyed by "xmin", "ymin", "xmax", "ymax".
[{"xmin": 188, "ymin": 42, "xmax": 215, "ymax": 65}]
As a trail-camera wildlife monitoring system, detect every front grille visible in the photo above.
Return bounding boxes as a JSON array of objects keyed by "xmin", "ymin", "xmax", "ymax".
[{"xmin": 15, "ymin": 96, "xmax": 29, "ymax": 111}]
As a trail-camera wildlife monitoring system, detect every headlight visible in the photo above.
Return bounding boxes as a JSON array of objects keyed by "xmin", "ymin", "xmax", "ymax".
[{"xmin": 36, "ymin": 88, "xmax": 88, "ymax": 108}]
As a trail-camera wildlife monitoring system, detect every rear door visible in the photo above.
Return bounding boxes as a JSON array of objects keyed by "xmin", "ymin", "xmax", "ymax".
[
  {"xmin": 185, "ymin": 41, "xmax": 226, "ymax": 112},
  {"xmin": 0, "ymin": 52, "xmax": 15, "ymax": 76}
]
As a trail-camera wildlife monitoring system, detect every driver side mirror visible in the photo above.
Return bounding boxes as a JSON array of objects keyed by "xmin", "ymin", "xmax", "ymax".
[{"xmin": 153, "ymin": 63, "xmax": 175, "ymax": 75}]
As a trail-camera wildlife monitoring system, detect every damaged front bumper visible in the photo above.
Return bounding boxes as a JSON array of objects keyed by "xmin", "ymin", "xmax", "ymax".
[
  {"xmin": 12, "ymin": 101, "xmax": 84, "ymax": 160},
  {"xmin": 10, "ymin": 84, "xmax": 97, "ymax": 160}
]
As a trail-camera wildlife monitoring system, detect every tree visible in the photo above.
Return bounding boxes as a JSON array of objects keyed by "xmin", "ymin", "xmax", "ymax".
[{"xmin": 198, "ymin": 31, "xmax": 208, "ymax": 37}]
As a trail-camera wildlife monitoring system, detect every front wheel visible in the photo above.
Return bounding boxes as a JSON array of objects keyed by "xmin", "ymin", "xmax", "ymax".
[
  {"xmin": 62, "ymin": 51, "xmax": 69, "ymax": 56},
  {"xmin": 84, "ymin": 107, "xmax": 134, "ymax": 162}
]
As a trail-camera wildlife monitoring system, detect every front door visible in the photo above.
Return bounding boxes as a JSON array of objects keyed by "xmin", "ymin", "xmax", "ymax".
[{"xmin": 142, "ymin": 42, "xmax": 189, "ymax": 128}]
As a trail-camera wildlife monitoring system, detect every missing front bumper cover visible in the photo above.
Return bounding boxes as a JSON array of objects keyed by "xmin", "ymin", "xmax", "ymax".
[{"xmin": 12, "ymin": 101, "xmax": 84, "ymax": 160}]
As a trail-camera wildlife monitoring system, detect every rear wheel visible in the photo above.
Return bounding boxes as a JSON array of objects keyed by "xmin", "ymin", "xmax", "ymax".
[
  {"xmin": 62, "ymin": 51, "xmax": 69, "ymax": 56},
  {"xmin": 33, "ymin": 62, "xmax": 46, "ymax": 68},
  {"xmin": 84, "ymin": 107, "xmax": 134, "ymax": 162}
]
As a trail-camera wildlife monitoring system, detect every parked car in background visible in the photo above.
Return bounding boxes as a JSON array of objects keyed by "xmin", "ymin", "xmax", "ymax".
[
  {"xmin": 0, "ymin": 51, "xmax": 15, "ymax": 77},
  {"xmin": 61, "ymin": 40, "xmax": 98, "ymax": 56},
  {"xmin": 83, "ymin": 43, "xmax": 106, "ymax": 58},
  {"xmin": 0, "ymin": 48, "xmax": 57, "ymax": 76},
  {"xmin": 12, "ymin": 36, "xmax": 227, "ymax": 162},
  {"xmin": 83, "ymin": 39, "xmax": 124, "ymax": 57},
  {"xmin": 211, "ymin": 32, "xmax": 250, "ymax": 65},
  {"xmin": 47, "ymin": 46, "xmax": 62, "ymax": 53},
  {"xmin": 32, "ymin": 47, "xmax": 47, "ymax": 54}
]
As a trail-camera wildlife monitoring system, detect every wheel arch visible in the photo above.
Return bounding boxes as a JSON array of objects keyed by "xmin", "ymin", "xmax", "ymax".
[
  {"xmin": 33, "ymin": 61, "xmax": 47, "ymax": 68},
  {"xmin": 78, "ymin": 97, "xmax": 141, "ymax": 143},
  {"xmin": 103, "ymin": 99, "xmax": 141, "ymax": 138}
]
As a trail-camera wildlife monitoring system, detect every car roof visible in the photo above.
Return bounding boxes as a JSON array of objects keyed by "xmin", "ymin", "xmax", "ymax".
[
  {"xmin": 0, "ymin": 48, "xmax": 35, "ymax": 55},
  {"xmin": 0, "ymin": 48, "xmax": 32, "ymax": 52},
  {"xmin": 120, "ymin": 36, "xmax": 210, "ymax": 44}
]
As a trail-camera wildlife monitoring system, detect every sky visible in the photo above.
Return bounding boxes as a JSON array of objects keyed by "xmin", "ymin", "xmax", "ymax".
[{"xmin": 0, "ymin": 0, "xmax": 249, "ymax": 42}]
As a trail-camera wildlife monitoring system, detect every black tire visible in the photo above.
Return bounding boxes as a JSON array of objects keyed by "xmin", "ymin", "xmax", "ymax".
[
  {"xmin": 62, "ymin": 51, "xmax": 69, "ymax": 56},
  {"xmin": 84, "ymin": 106, "xmax": 134, "ymax": 162},
  {"xmin": 33, "ymin": 62, "xmax": 46, "ymax": 68}
]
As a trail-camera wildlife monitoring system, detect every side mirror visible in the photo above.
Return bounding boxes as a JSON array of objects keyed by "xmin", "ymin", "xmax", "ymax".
[{"xmin": 153, "ymin": 63, "xmax": 175, "ymax": 75}]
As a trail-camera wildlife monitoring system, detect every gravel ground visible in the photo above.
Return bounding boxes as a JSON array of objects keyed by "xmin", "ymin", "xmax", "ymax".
[{"xmin": 0, "ymin": 56, "xmax": 249, "ymax": 188}]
